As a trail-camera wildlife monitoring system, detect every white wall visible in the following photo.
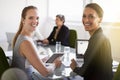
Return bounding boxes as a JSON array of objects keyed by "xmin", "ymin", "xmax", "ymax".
[
  {"xmin": 0, "ymin": 0, "xmax": 48, "ymax": 39},
  {"xmin": 0, "ymin": 0, "xmax": 48, "ymax": 51},
  {"xmin": 0, "ymin": 0, "xmax": 25, "ymax": 51},
  {"xmin": 103, "ymin": 26, "xmax": 120, "ymax": 62},
  {"xmin": 0, "ymin": 0, "xmax": 25, "ymax": 41}
]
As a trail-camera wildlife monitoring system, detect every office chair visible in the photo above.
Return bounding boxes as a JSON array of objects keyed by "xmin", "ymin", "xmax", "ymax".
[
  {"xmin": 0, "ymin": 47, "xmax": 10, "ymax": 78},
  {"xmin": 1, "ymin": 68, "xmax": 28, "ymax": 80},
  {"xmin": 6, "ymin": 32, "xmax": 15, "ymax": 51},
  {"xmin": 113, "ymin": 64, "xmax": 120, "ymax": 80},
  {"xmin": 69, "ymin": 29, "xmax": 77, "ymax": 48}
]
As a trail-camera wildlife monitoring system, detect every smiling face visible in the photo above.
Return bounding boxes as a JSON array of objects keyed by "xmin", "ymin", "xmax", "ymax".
[
  {"xmin": 82, "ymin": 7, "xmax": 102, "ymax": 35},
  {"xmin": 22, "ymin": 9, "xmax": 39, "ymax": 34}
]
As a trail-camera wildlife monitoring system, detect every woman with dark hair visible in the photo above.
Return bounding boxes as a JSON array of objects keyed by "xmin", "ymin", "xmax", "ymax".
[
  {"xmin": 42, "ymin": 14, "xmax": 70, "ymax": 46},
  {"xmin": 12, "ymin": 6, "xmax": 61, "ymax": 80},
  {"xmin": 70, "ymin": 3, "xmax": 113, "ymax": 80}
]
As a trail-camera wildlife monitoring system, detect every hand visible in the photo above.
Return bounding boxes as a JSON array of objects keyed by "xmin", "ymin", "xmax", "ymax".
[
  {"xmin": 42, "ymin": 56, "xmax": 49, "ymax": 62},
  {"xmin": 42, "ymin": 39, "xmax": 49, "ymax": 44},
  {"xmin": 36, "ymin": 39, "xmax": 43, "ymax": 43},
  {"xmin": 53, "ymin": 57, "xmax": 62, "ymax": 68},
  {"xmin": 70, "ymin": 59, "xmax": 77, "ymax": 70}
]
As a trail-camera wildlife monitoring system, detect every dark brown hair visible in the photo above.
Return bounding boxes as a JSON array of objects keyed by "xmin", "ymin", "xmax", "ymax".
[{"xmin": 85, "ymin": 3, "xmax": 104, "ymax": 18}]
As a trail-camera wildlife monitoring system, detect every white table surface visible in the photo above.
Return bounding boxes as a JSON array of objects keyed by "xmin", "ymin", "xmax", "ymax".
[{"xmin": 5, "ymin": 45, "xmax": 120, "ymax": 79}]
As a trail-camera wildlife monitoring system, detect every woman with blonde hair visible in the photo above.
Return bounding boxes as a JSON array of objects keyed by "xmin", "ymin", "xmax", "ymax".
[{"xmin": 12, "ymin": 6, "xmax": 61, "ymax": 80}]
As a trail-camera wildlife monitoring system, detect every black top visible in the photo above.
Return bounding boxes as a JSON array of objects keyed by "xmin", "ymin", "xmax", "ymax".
[
  {"xmin": 74, "ymin": 28, "xmax": 113, "ymax": 80},
  {"xmin": 47, "ymin": 25, "xmax": 70, "ymax": 46}
]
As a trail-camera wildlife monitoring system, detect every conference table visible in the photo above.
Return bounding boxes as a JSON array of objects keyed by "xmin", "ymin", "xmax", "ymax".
[
  {"xmin": 5, "ymin": 44, "xmax": 83, "ymax": 80},
  {"xmin": 5, "ymin": 44, "xmax": 119, "ymax": 80}
]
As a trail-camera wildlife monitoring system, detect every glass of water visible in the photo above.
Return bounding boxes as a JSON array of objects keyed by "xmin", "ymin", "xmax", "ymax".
[
  {"xmin": 63, "ymin": 46, "xmax": 70, "ymax": 66},
  {"xmin": 55, "ymin": 41, "xmax": 61, "ymax": 53},
  {"xmin": 64, "ymin": 47, "xmax": 70, "ymax": 54}
]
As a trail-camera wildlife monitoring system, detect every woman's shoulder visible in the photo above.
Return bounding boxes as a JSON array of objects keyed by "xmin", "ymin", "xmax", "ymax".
[
  {"xmin": 17, "ymin": 35, "xmax": 34, "ymax": 50},
  {"xmin": 18, "ymin": 35, "xmax": 31, "ymax": 41},
  {"xmin": 16, "ymin": 35, "xmax": 32, "ymax": 45},
  {"xmin": 53, "ymin": 26, "xmax": 57, "ymax": 30},
  {"xmin": 62, "ymin": 25, "xmax": 69, "ymax": 30},
  {"xmin": 62, "ymin": 25, "xmax": 68, "ymax": 27}
]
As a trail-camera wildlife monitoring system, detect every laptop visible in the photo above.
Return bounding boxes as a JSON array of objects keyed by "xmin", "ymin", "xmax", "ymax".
[{"xmin": 76, "ymin": 39, "xmax": 89, "ymax": 58}]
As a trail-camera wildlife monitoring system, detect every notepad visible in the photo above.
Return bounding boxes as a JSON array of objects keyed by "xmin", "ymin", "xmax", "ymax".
[{"xmin": 46, "ymin": 53, "xmax": 64, "ymax": 63}]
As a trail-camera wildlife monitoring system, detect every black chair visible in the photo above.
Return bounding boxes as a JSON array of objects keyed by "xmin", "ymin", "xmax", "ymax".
[
  {"xmin": 69, "ymin": 29, "xmax": 77, "ymax": 48},
  {"xmin": 0, "ymin": 47, "xmax": 10, "ymax": 78},
  {"xmin": 113, "ymin": 64, "xmax": 120, "ymax": 80}
]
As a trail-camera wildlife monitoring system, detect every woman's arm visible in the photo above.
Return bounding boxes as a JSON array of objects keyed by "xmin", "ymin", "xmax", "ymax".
[
  {"xmin": 20, "ymin": 40, "xmax": 53, "ymax": 77},
  {"xmin": 42, "ymin": 39, "xmax": 49, "ymax": 44},
  {"xmin": 71, "ymin": 36, "xmax": 104, "ymax": 76},
  {"xmin": 42, "ymin": 27, "xmax": 56, "ymax": 45}
]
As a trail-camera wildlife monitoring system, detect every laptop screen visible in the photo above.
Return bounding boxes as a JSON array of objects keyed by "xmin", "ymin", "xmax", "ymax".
[{"xmin": 76, "ymin": 39, "xmax": 89, "ymax": 58}]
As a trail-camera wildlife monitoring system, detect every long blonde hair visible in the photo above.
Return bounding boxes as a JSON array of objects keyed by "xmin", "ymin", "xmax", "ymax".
[{"xmin": 12, "ymin": 6, "xmax": 37, "ymax": 48}]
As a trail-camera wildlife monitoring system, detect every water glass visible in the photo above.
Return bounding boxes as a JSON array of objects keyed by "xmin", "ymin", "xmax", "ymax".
[
  {"xmin": 63, "ymin": 46, "xmax": 70, "ymax": 66},
  {"xmin": 55, "ymin": 41, "xmax": 61, "ymax": 53},
  {"xmin": 64, "ymin": 47, "xmax": 70, "ymax": 54}
]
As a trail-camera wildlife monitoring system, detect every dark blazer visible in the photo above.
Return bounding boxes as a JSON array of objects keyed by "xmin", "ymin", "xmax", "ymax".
[
  {"xmin": 47, "ymin": 25, "xmax": 70, "ymax": 46},
  {"xmin": 73, "ymin": 28, "xmax": 113, "ymax": 80}
]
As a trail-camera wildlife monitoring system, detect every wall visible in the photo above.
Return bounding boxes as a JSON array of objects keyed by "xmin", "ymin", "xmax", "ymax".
[
  {"xmin": 0, "ymin": 0, "xmax": 25, "ymax": 51},
  {"xmin": 0, "ymin": 0, "xmax": 48, "ymax": 51},
  {"xmin": 0, "ymin": 0, "xmax": 25, "ymax": 41},
  {"xmin": 103, "ymin": 26, "xmax": 120, "ymax": 62},
  {"xmin": 101, "ymin": 22, "xmax": 120, "ymax": 62}
]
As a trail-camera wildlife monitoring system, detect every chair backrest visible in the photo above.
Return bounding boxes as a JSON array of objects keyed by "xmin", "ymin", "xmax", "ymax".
[
  {"xmin": 6, "ymin": 32, "xmax": 15, "ymax": 51},
  {"xmin": 69, "ymin": 29, "xmax": 77, "ymax": 48},
  {"xmin": 1, "ymin": 68, "xmax": 28, "ymax": 80},
  {"xmin": 113, "ymin": 64, "xmax": 120, "ymax": 80},
  {"xmin": 0, "ymin": 47, "xmax": 9, "ymax": 78}
]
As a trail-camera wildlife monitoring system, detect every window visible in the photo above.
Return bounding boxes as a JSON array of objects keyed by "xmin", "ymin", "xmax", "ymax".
[
  {"xmin": 48, "ymin": 0, "xmax": 84, "ymax": 21},
  {"xmin": 93, "ymin": 0, "xmax": 120, "ymax": 22}
]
